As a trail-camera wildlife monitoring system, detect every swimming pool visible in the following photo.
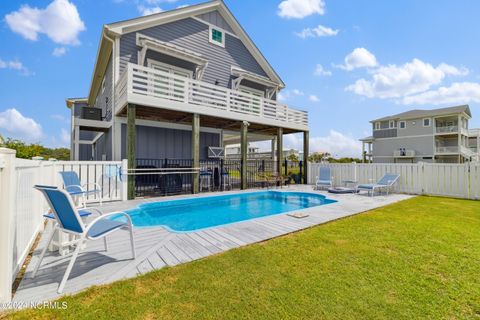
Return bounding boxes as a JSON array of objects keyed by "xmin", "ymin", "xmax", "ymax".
[{"xmin": 118, "ymin": 191, "xmax": 336, "ymax": 232}]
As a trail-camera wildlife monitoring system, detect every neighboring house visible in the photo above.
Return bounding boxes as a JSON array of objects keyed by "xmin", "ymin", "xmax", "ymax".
[
  {"xmin": 360, "ymin": 105, "xmax": 479, "ymax": 163},
  {"xmin": 66, "ymin": 0, "xmax": 309, "ymax": 170}
]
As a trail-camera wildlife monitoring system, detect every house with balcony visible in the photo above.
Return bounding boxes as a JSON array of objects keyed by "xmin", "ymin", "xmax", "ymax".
[
  {"xmin": 66, "ymin": 0, "xmax": 309, "ymax": 194},
  {"xmin": 360, "ymin": 105, "xmax": 478, "ymax": 163}
]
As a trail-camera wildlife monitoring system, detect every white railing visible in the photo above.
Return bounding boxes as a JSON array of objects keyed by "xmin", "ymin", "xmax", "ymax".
[
  {"xmin": 436, "ymin": 126, "xmax": 458, "ymax": 134},
  {"xmin": 115, "ymin": 63, "xmax": 308, "ymax": 128},
  {"xmin": 308, "ymin": 162, "xmax": 480, "ymax": 200},
  {"xmin": 435, "ymin": 146, "xmax": 459, "ymax": 153},
  {"xmin": 393, "ymin": 149, "xmax": 415, "ymax": 157},
  {"xmin": 0, "ymin": 148, "xmax": 127, "ymax": 303}
]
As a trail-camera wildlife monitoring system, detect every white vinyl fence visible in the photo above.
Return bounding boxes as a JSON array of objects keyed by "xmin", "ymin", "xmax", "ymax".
[
  {"xmin": 0, "ymin": 148, "xmax": 126, "ymax": 303},
  {"xmin": 308, "ymin": 162, "xmax": 480, "ymax": 200}
]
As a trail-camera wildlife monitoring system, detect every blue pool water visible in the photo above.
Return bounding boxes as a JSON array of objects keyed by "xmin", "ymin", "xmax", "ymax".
[{"xmin": 118, "ymin": 191, "xmax": 336, "ymax": 232}]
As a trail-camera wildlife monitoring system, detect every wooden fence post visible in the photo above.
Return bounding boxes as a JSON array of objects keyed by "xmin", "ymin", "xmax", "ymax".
[{"xmin": 0, "ymin": 148, "xmax": 17, "ymax": 303}]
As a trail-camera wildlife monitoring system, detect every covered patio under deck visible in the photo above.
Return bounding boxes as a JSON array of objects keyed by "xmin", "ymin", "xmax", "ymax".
[{"xmin": 118, "ymin": 103, "xmax": 310, "ymax": 199}]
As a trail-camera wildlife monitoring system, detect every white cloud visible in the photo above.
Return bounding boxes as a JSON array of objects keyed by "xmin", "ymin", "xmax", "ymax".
[
  {"xmin": 137, "ymin": 5, "xmax": 163, "ymax": 15},
  {"xmin": 0, "ymin": 58, "xmax": 32, "ymax": 76},
  {"xmin": 309, "ymin": 95, "xmax": 320, "ymax": 102},
  {"xmin": 177, "ymin": 4, "xmax": 189, "ymax": 9},
  {"xmin": 278, "ymin": 0, "xmax": 325, "ymax": 19},
  {"xmin": 278, "ymin": 89, "xmax": 305, "ymax": 101},
  {"xmin": 401, "ymin": 82, "xmax": 480, "ymax": 105},
  {"xmin": 52, "ymin": 47, "xmax": 67, "ymax": 57},
  {"xmin": 292, "ymin": 89, "xmax": 304, "ymax": 96},
  {"xmin": 284, "ymin": 131, "xmax": 362, "ymax": 158},
  {"xmin": 346, "ymin": 58, "xmax": 468, "ymax": 99},
  {"xmin": 0, "ymin": 109, "xmax": 43, "ymax": 142},
  {"xmin": 313, "ymin": 64, "xmax": 332, "ymax": 76},
  {"xmin": 5, "ymin": 0, "xmax": 85, "ymax": 45},
  {"xmin": 296, "ymin": 25, "xmax": 339, "ymax": 39},
  {"xmin": 338, "ymin": 48, "xmax": 377, "ymax": 71}
]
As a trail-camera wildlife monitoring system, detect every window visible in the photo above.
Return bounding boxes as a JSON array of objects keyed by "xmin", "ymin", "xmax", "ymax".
[
  {"xmin": 209, "ymin": 27, "xmax": 225, "ymax": 47},
  {"xmin": 399, "ymin": 121, "xmax": 406, "ymax": 129},
  {"xmin": 374, "ymin": 122, "xmax": 380, "ymax": 130},
  {"xmin": 423, "ymin": 118, "xmax": 431, "ymax": 127},
  {"xmin": 389, "ymin": 120, "xmax": 395, "ymax": 128}
]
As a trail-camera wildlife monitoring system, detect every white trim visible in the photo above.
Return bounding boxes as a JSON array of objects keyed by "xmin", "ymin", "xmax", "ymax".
[
  {"xmin": 117, "ymin": 117, "xmax": 221, "ymax": 134},
  {"xmin": 209, "ymin": 25, "xmax": 225, "ymax": 48},
  {"xmin": 374, "ymin": 122, "xmax": 381, "ymax": 130},
  {"xmin": 389, "ymin": 120, "xmax": 395, "ymax": 129},
  {"xmin": 399, "ymin": 121, "xmax": 406, "ymax": 129},
  {"xmin": 423, "ymin": 118, "xmax": 431, "ymax": 127},
  {"xmin": 147, "ymin": 59, "xmax": 193, "ymax": 78},
  {"xmin": 136, "ymin": 33, "xmax": 208, "ymax": 68},
  {"xmin": 231, "ymin": 66, "xmax": 279, "ymax": 89}
]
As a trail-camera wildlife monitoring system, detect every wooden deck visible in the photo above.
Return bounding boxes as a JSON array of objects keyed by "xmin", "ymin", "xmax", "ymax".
[{"xmin": 13, "ymin": 187, "xmax": 412, "ymax": 303}]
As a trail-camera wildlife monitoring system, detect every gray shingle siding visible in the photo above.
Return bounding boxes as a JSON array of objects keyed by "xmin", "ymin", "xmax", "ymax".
[
  {"xmin": 373, "ymin": 129, "xmax": 397, "ymax": 139},
  {"xmin": 119, "ymin": 17, "xmax": 269, "ymax": 89}
]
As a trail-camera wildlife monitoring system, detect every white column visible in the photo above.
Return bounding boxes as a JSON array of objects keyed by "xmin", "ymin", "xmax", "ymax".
[
  {"xmin": 0, "ymin": 148, "xmax": 17, "ymax": 303},
  {"xmin": 113, "ymin": 117, "xmax": 123, "ymax": 161}
]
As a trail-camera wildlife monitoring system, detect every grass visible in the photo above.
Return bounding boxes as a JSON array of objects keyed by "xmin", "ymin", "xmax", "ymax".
[{"xmin": 7, "ymin": 196, "xmax": 480, "ymax": 319}]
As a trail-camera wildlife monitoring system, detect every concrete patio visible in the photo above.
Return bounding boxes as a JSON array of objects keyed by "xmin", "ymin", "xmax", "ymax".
[{"xmin": 13, "ymin": 186, "xmax": 412, "ymax": 304}]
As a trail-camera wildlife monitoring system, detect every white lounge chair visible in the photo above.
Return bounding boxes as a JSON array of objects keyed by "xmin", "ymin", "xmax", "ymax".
[
  {"xmin": 32, "ymin": 185, "xmax": 136, "ymax": 293},
  {"xmin": 356, "ymin": 173, "xmax": 400, "ymax": 196},
  {"xmin": 315, "ymin": 167, "xmax": 333, "ymax": 190}
]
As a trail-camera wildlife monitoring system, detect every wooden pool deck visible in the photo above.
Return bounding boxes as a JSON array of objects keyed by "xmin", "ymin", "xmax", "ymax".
[{"xmin": 13, "ymin": 186, "xmax": 412, "ymax": 304}]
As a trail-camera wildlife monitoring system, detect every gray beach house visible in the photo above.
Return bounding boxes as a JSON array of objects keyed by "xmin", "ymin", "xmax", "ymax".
[
  {"xmin": 361, "ymin": 105, "xmax": 479, "ymax": 163},
  {"xmin": 66, "ymin": 0, "xmax": 309, "ymax": 194}
]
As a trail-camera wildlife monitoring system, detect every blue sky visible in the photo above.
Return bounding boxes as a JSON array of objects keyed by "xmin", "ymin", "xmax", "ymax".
[{"xmin": 0, "ymin": 0, "xmax": 479, "ymax": 157}]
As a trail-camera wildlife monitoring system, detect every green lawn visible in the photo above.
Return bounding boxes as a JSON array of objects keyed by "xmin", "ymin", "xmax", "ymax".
[{"xmin": 8, "ymin": 196, "xmax": 480, "ymax": 319}]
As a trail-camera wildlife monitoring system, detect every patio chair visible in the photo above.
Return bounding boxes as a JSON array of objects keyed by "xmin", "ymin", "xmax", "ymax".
[
  {"xmin": 59, "ymin": 171, "xmax": 103, "ymax": 207},
  {"xmin": 315, "ymin": 167, "xmax": 333, "ymax": 190},
  {"xmin": 356, "ymin": 173, "xmax": 400, "ymax": 197},
  {"xmin": 32, "ymin": 185, "xmax": 136, "ymax": 294}
]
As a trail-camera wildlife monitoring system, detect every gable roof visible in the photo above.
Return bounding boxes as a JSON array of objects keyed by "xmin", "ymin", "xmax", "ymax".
[
  {"xmin": 87, "ymin": 0, "xmax": 284, "ymax": 106},
  {"xmin": 371, "ymin": 105, "xmax": 472, "ymax": 122}
]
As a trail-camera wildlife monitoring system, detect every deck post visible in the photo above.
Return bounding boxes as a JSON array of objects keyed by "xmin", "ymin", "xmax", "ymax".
[
  {"xmin": 276, "ymin": 127, "xmax": 283, "ymax": 176},
  {"xmin": 127, "ymin": 103, "xmax": 136, "ymax": 200},
  {"xmin": 303, "ymin": 130, "xmax": 309, "ymax": 184},
  {"xmin": 240, "ymin": 121, "xmax": 249, "ymax": 190},
  {"xmin": 192, "ymin": 114, "xmax": 200, "ymax": 194}
]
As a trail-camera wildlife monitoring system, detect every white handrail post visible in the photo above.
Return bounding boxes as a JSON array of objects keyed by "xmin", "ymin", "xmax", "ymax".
[
  {"xmin": 0, "ymin": 148, "xmax": 17, "ymax": 303},
  {"xmin": 121, "ymin": 159, "xmax": 128, "ymax": 201}
]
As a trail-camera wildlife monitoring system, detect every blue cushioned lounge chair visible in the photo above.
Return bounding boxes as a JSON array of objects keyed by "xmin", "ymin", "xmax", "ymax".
[
  {"xmin": 59, "ymin": 171, "xmax": 103, "ymax": 207},
  {"xmin": 32, "ymin": 185, "xmax": 136, "ymax": 294},
  {"xmin": 356, "ymin": 173, "xmax": 400, "ymax": 197},
  {"xmin": 315, "ymin": 167, "xmax": 333, "ymax": 190}
]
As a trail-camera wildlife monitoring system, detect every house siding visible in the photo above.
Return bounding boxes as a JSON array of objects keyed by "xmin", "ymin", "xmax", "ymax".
[
  {"xmin": 372, "ymin": 136, "xmax": 434, "ymax": 163},
  {"xmin": 119, "ymin": 17, "xmax": 269, "ymax": 89},
  {"xmin": 121, "ymin": 125, "xmax": 220, "ymax": 160},
  {"xmin": 196, "ymin": 11, "xmax": 235, "ymax": 34},
  {"xmin": 397, "ymin": 118, "xmax": 434, "ymax": 137}
]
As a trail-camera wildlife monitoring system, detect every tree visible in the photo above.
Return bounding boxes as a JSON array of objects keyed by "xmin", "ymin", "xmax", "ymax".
[
  {"xmin": 308, "ymin": 152, "xmax": 330, "ymax": 163},
  {"xmin": 286, "ymin": 153, "xmax": 299, "ymax": 162},
  {"xmin": 1, "ymin": 138, "xmax": 70, "ymax": 160}
]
